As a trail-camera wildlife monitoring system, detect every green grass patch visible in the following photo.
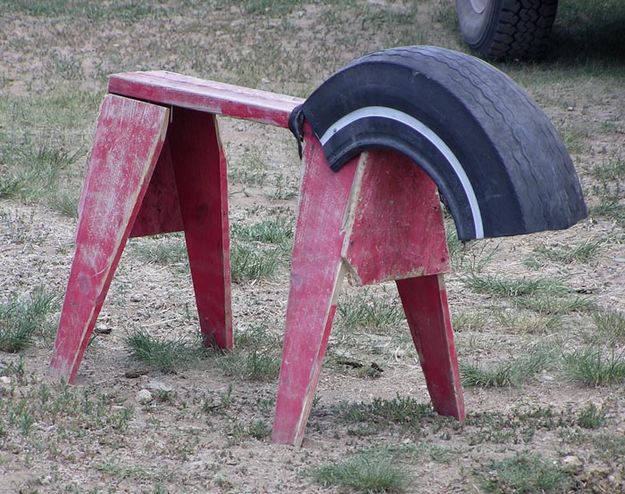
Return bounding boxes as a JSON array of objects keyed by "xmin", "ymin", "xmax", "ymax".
[
  {"xmin": 592, "ymin": 434, "xmax": 625, "ymax": 461},
  {"xmin": 125, "ymin": 329, "xmax": 206, "ymax": 374},
  {"xmin": 591, "ymin": 159, "xmax": 625, "ymax": 182},
  {"xmin": 462, "ymin": 274, "xmax": 568, "ymax": 298},
  {"xmin": 479, "ymin": 452, "xmax": 572, "ymax": 493},
  {"xmin": 515, "ymin": 294, "xmax": 596, "ymax": 315},
  {"xmin": 230, "ymin": 242, "xmax": 282, "ymax": 283},
  {"xmin": 380, "ymin": 443, "xmax": 463, "ymax": 464},
  {"xmin": 460, "ymin": 349, "xmax": 551, "ymax": 388},
  {"xmin": 311, "ymin": 450, "xmax": 410, "ymax": 493},
  {"xmin": 593, "ymin": 309, "xmax": 625, "ymax": 341},
  {"xmin": 563, "ymin": 347, "xmax": 625, "ymax": 386},
  {"xmin": 214, "ymin": 325, "xmax": 281, "ymax": 381},
  {"xmin": 338, "ymin": 395, "xmax": 432, "ymax": 430},
  {"xmin": 337, "ymin": 289, "xmax": 404, "ymax": 332},
  {"xmin": 532, "ymin": 239, "xmax": 602, "ymax": 264},
  {"xmin": 216, "ymin": 348, "xmax": 280, "ymax": 382},
  {"xmin": 1, "ymin": 0, "xmax": 160, "ymax": 22},
  {"xmin": 454, "ymin": 308, "xmax": 563, "ymax": 337},
  {"xmin": 132, "ymin": 236, "xmax": 189, "ymax": 267},
  {"xmin": 1, "ymin": 381, "xmax": 135, "ymax": 442},
  {"xmin": 215, "ymin": 0, "xmax": 309, "ymax": 16},
  {"xmin": 227, "ymin": 146, "xmax": 268, "ymax": 186},
  {"xmin": 96, "ymin": 462, "xmax": 170, "ymax": 482},
  {"xmin": 231, "ymin": 215, "xmax": 293, "ymax": 245},
  {"xmin": 0, "ymin": 357, "xmax": 25, "ymax": 379},
  {"xmin": 452, "ymin": 312, "xmax": 489, "ymax": 332},
  {"xmin": 465, "ymin": 406, "xmax": 583, "ymax": 445},
  {"xmin": 590, "ymin": 201, "xmax": 625, "ymax": 226},
  {"xmin": 50, "ymin": 191, "xmax": 79, "ymax": 218},
  {"xmin": 493, "ymin": 310, "xmax": 563, "ymax": 334},
  {"xmin": 247, "ymin": 419, "xmax": 271, "ymax": 440},
  {"xmin": 0, "ymin": 286, "xmax": 59, "ymax": 352},
  {"xmin": 577, "ymin": 403, "xmax": 606, "ymax": 430},
  {"xmin": 0, "ymin": 144, "xmax": 83, "ymax": 202}
]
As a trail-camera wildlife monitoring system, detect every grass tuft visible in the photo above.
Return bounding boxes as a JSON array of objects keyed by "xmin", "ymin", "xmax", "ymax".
[
  {"xmin": 577, "ymin": 403, "xmax": 606, "ymax": 429},
  {"xmin": 452, "ymin": 312, "xmax": 489, "ymax": 332},
  {"xmin": 479, "ymin": 452, "xmax": 572, "ymax": 493},
  {"xmin": 461, "ymin": 349, "xmax": 551, "ymax": 388},
  {"xmin": 0, "ymin": 287, "xmax": 59, "ymax": 352},
  {"xmin": 563, "ymin": 347, "xmax": 625, "ymax": 386},
  {"xmin": 515, "ymin": 295, "xmax": 596, "ymax": 315},
  {"xmin": 493, "ymin": 310, "xmax": 563, "ymax": 334},
  {"xmin": 533, "ymin": 240, "xmax": 602, "ymax": 264},
  {"xmin": 311, "ymin": 450, "xmax": 410, "ymax": 493},
  {"xmin": 230, "ymin": 243, "xmax": 281, "ymax": 283},
  {"xmin": 337, "ymin": 289, "xmax": 404, "ymax": 332},
  {"xmin": 593, "ymin": 309, "xmax": 625, "ymax": 340},
  {"xmin": 247, "ymin": 419, "xmax": 271, "ymax": 440},
  {"xmin": 338, "ymin": 395, "xmax": 431, "ymax": 429},
  {"xmin": 132, "ymin": 236, "xmax": 188, "ymax": 268},
  {"xmin": 462, "ymin": 274, "xmax": 568, "ymax": 298},
  {"xmin": 0, "ymin": 144, "xmax": 83, "ymax": 202},
  {"xmin": 214, "ymin": 325, "xmax": 281, "ymax": 381},
  {"xmin": 125, "ymin": 329, "xmax": 206, "ymax": 374},
  {"xmin": 591, "ymin": 159, "xmax": 625, "ymax": 182},
  {"xmin": 216, "ymin": 349, "xmax": 280, "ymax": 381},
  {"xmin": 590, "ymin": 202, "xmax": 625, "ymax": 226},
  {"xmin": 231, "ymin": 215, "xmax": 293, "ymax": 245}
]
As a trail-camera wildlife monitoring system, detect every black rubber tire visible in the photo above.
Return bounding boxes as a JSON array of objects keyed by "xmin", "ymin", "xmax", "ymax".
[
  {"xmin": 455, "ymin": 0, "xmax": 558, "ymax": 60},
  {"xmin": 291, "ymin": 46, "xmax": 586, "ymax": 241}
]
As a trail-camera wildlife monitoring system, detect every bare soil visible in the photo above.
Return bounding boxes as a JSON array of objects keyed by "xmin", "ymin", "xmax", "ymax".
[{"xmin": 1, "ymin": 1, "xmax": 624, "ymax": 493}]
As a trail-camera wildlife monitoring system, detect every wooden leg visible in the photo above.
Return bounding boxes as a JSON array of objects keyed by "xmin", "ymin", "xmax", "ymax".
[
  {"xmin": 272, "ymin": 127, "xmax": 358, "ymax": 446},
  {"xmin": 396, "ymin": 274, "xmax": 465, "ymax": 420},
  {"xmin": 50, "ymin": 95, "xmax": 169, "ymax": 382},
  {"xmin": 168, "ymin": 108, "xmax": 232, "ymax": 348}
]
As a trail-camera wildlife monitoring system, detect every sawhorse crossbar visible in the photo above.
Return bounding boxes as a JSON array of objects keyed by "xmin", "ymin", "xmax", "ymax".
[{"xmin": 50, "ymin": 71, "xmax": 464, "ymax": 445}]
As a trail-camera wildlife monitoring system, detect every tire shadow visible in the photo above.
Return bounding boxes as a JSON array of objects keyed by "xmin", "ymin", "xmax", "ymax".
[{"xmin": 546, "ymin": 0, "xmax": 625, "ymax": 68}]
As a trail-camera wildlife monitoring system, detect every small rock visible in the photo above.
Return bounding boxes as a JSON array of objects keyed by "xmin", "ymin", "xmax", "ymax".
[
  {"xmin": 146, "ymin": 380, "xmax": 173, "ymax": 393},
  {"xmin": 94, "ymin": 324, "xmax": 112, "ymax": 335},
  {"xmin": 0, "ymin": 376, "xmax": 11, "ymax": 385},
  {"xmin": 130, "ymin": 295, "xmax": 141, "ymax": 302},
  {"xmin": 562, "ymin": 455, "xmax": 583, "ymax": 470},
  {"xmin": 124, "ymin": 369, "xmax": 149, "ymax": 379},
  {"xmin": 539, "ymin": 372, "xmax": 555, "ymax": 383},
  {"xmin": 136, "ymin": 389, "xmax": 153, "ymax": 404}
]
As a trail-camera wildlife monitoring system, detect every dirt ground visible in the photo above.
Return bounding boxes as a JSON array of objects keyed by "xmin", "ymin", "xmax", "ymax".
[{"xmin": 1, "ymin": 1, "xmax": 625, "ymax": 493}]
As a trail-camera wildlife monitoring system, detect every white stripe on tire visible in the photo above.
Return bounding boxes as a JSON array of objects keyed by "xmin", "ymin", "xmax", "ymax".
[{"xmin": 319, "ymin": 106, "xmax": 484, "ymax": 239}]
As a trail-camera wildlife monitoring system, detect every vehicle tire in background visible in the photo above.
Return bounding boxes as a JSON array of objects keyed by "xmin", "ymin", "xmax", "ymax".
[{"xmin": 455, "ymin": 0, "xmax": 558, "ymax": 59}]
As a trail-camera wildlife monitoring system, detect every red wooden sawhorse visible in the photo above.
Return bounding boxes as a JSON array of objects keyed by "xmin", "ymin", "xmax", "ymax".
[
  {"xmin": 271, "ymin": 125, "xmax": 463, "ymax": 446},
  {"xmin": 49, "ymin": 71, "xmax": 302, "ymax": 381},
  {"xmin": 49, "ymin": 71, "xmax": 463, "ymax": 445}
]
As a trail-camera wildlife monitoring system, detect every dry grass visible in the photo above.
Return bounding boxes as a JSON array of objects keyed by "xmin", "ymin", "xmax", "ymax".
[{"xmin": 0, "ymin": 0, "xmax": 623, "ymax": 492}]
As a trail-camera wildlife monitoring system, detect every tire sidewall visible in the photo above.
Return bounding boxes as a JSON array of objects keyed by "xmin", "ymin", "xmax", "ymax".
[{"xmin": 455, "ymin": 0, "xmax": 502, "ymax": 48}]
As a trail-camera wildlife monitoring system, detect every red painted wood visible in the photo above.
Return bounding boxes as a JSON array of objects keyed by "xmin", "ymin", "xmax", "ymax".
[
  {"xmin": 273, "ymin": 144, "xmax": 463, "ymax": 445},
  {"xmin": 108, "ymin": 71, "xmax": 303, "ymax": 129},
  {"xmin": 130, "ymin": 138, "xmax": 184, "ymax": 237},
  {"xmin": 272, "ymin": 125, "xmax": 358, "ymax": 446},
  {"xmin": 50, "ymin": 95, "xmax": 169, "ymax": 382},
  {"xmin": 396, "ymin": 274, "xmax": 465, "ymax": 420},
  {"xmin": 168, "ymin": 108, "xmax": 232, "ymax": 348},
  {"xmin": 343, "ymin": 150, "xmax": 450, "ymax": 285}
]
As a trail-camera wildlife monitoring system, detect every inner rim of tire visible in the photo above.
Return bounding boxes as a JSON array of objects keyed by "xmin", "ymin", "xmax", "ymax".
[{"xmin": 469, "ymin": 0, "xmax": 489, "ymax": 14}]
